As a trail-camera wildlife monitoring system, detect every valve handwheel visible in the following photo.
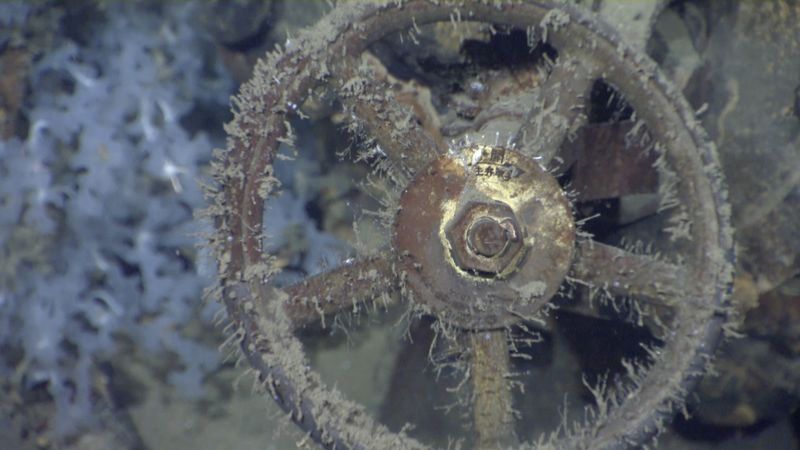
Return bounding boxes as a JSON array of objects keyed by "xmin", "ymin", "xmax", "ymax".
[{"xmin": 207, "ymin": 1, "xmax": 734, "ymax": 449}]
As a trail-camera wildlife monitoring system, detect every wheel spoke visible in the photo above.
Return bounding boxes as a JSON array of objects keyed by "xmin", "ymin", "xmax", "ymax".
[
  {"xmin": 512, "ymin": 56, "xmax": 599, "ymax": 168},
  {"xmin": 469, "ymin": 329, "xmax": 517, "ymax": 449},
  {"xmin": 280, "ymin": 254, "xmax": 398, "ymax": 329},
  {"xmin": 331, "ymin": 53, "xmax": 442, "ymax": 176},
  {"xmin": 567, "ymin": 122, "xmax": 659, "ymax": 201},
  {"xmin": 571, "ymin": 240, "xmax": 695, "ymax": 309}
]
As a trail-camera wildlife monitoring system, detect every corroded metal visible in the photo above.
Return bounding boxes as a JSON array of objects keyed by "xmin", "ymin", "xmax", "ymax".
[
  {"xmin": 572, "ymin": 240, "xmax": 692, "ymax": 307},
  {"xmin": 468, "ymin": 217, "xmax": 516, "ymax": 258},
  {"xmin": 446, "ymin": 201, "xmax": 526, "ymax": 276},
  {"xmin": 470, "ymin": 330, "xmax": 517, "ymax": 449},
  {"xmin": 282, "ymin": 255, "xmax": 397, "ymax": 329},
  {"xmin": 394, "ymin": 145, "xmax": 575, "ymax": 329},
  {"xmin": 332, "ymin": 60, "xmax": 442, "ymax": 176},
  {"xmin": 512, "ymin": 56, "xmax": 598, "ymax": 167},
  {"xmin": 211, "ymin": 1, "xmax": 734, "ymax": 449}
]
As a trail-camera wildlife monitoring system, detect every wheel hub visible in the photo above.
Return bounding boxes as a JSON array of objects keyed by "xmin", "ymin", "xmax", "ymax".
[{"xmin": 393, "ymin": 144, "xmax": 576, "ymax": 329}]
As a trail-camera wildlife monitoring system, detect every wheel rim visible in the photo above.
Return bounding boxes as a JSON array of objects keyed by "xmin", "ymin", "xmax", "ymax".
[{"xmin": 206, "ymin": 1, "xmax": 734, "ymax": 449}]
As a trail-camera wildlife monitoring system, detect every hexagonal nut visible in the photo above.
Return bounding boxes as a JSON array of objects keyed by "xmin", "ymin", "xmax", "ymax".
[{"xmin": 445, "ymin": 201, "xmax": 526, "ymax": 277}]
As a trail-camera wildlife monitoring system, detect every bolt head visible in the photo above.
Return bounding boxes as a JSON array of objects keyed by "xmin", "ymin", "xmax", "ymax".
[
  {"xmin": 467, "ymin": 217, "xmax": 517, "ymax": 258},
  {"xmin": 445, "ymin": 201, "xmax": 526, "ymax": 277}
]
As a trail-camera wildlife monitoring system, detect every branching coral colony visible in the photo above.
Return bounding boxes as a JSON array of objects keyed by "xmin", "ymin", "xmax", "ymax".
[
  {"xmin": 207, "ymin": 1, "xmax": 734, "ymax": 449},
  {"xmin": 0, "ymin": 2, "xmax": 242, "ymax": 438},
  {"xmin": 1, "ymin": 2, "xmax": 354, "ymax": 443}
]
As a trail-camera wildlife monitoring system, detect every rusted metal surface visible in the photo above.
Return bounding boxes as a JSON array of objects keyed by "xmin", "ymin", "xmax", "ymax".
[
  {"xmin": 445, "ymin": 201, "xmax": 526, "ymax": 276},
  {"xmin": 572, "ymin": 240, "xmax": 693, "ymax": 308},
  {"xmin": 394, "ymin": 145, "xmax": 575, "ymax": 329},
  {"xmin": 468, "ymin": 218, "xmax": 516, "ymax": 258},
  {"xmin": 469, "ymin": 330, "xmax": 517, "ymax": 449},
  {"xmin": 512, "ymin": 56, "xmax": 599, "ymax": 167},
  {"xmin": 570, "ymin": 122, "xmax": 659, "ymax": 202},
  {"xmin": 212, "ymin": 1, "xmax": 734, "ymax": 448},
  {"xmin": 331, "ymin": 47, "xmax": 442, "ymax": 177},
  {"xmin": 282, "ymin": 255, "xmax": 397, "ymax": 329}
]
